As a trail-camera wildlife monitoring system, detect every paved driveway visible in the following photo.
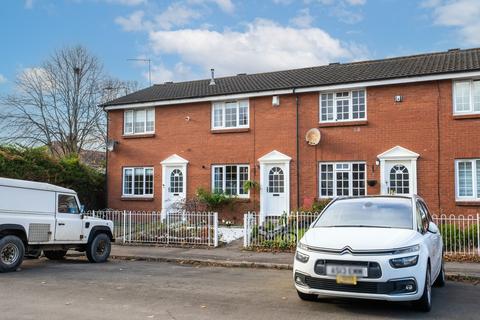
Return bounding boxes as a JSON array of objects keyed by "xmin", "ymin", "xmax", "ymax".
[{"xmin": 0, "ymin": 258, "xmax": 478, "ymax": 320}]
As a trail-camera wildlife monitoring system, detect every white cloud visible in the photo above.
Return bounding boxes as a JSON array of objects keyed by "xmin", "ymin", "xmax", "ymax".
[
  {"xmin": 147, "ymin": 19, "xmax": 367, "ymax": 81},
  {"xmin": 345, "ymin": 0, "xmax": 366, "ymax": 5},
  {"xmin": 272, "ymin": 0, "xmax": 293, "ymax": 4},
  {"xmin": 104, "ymin": 0, "xmax": 146, "ymax": 5},
  {"xmin": 115, "ymin": 10, "xmax": 147, "ymax": 31},
  {"xmin": 115, "ymin": 3, "xmax": 201, "ymax": 31},
  {"xmin": 426, "ymin": 0, "xmax": 480, "ymax": 45},
  {"xmin": 0, "ymin": 74, "xmax": 6, "ymax": 84},
  {"xmin": 187, "ymin": 0, "xmax": 235, "ymax": 13},
  {"xmin": 290, "ymin": 8, "xmax": 314, "ymax": 28},
  {"xmin": 314, "ymin": 0, "xmax": 366, "ymax": 24}
]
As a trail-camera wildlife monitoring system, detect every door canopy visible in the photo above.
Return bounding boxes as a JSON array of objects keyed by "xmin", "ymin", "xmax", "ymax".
[
  {"xmin": 161, "ymin": 154, "xmax": 189, "ymax": 165},
  {"xmin": 377, "ymin": 146, "xmax": 419, "ymax": 161}
]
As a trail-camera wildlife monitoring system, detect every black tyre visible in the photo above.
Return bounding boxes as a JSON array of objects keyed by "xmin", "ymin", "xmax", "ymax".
[
  {"xmin": 297, "ymin": 290, "xmax": 318, "ymax": 301},
  {"xmin": 86, "ymin": 233, "xmax": 111, "ymax": 263},
  {"xmin": 434, "ymin": 257, "xmax": 446, "ymax": 288},
  {"xmin": 414, "ymin": 265, "xmax": 432, "ymax": 312},
  {"xmin": 0, "ymin": 235, "xmax": 25, "ymax": 273},
  {"xmin": 44, "ymin": 250, "xmax": 68, "ymax": 260}
]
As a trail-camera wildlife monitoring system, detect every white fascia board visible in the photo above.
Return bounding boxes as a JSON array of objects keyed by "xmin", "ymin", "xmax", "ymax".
[
  {"xmin": 104, "ymin": 89, "xmax": 294, "ymax": 110},
  {"xmin": 295, "ymin": 71, "xmax": 480, "ymax": 93}
]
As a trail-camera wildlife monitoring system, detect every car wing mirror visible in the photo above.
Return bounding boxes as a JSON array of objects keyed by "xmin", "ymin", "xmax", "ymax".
[{"xmin": 427, "ymin": 221, "xmax": 439, "ymax": 234}]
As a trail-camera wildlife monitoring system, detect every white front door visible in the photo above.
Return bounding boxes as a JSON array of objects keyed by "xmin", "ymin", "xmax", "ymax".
[
  {"xmin": 384, "ymin": 160, "xmax": 413, "ymax": 195},
  {"xmin": 264, "ymin": 164, "xmax": 288, "ymax": 216},
  {"xmin": 163, "ymin": 166, "xmax": 186, "ymax": 213}
]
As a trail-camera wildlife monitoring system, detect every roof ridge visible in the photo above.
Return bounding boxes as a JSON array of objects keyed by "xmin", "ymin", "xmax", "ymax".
[{"xmin": 152, "ymin": 47, "xmax": 480, "ymax": 86}]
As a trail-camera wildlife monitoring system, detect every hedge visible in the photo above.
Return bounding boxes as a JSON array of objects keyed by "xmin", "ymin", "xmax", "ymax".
[{"xmin": 0, "ymin": 145, "xmax": 105, "ymax": 209}]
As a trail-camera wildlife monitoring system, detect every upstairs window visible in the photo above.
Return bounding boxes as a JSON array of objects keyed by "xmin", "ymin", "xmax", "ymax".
[
  {"xmin": 320, "ymin": 90, "xmax": 366, "ymax": 123},
  {"xmin": 455, "ymin": 159, "xmax": 480, "ymax": 201},
  {"xmin": 212, "ymin": 100, "xmax": 249, "ymax": 130},
  {"xmin": 454, "ymin": 80, "xmax": 480, "ymax": 114},
  {"xmin": 124, "ymin": 108, "xmax": 155, "ymax": 135}
]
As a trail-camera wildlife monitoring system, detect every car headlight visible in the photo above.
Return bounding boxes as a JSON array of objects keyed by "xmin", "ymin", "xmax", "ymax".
[
  {"xmin": 295, "ymin": 251, "xmax": 310, "ymax": 263},
  {"xmin": 297, "ymin": 241, "xmax": 309, "ymax": 251},
  {"xmin": 389, "ymin": 255, "xmax": 419, "ymax": 268},
  {"xmin": 392, "ymin": 244, "xmax": 420, "ymax": 255}
]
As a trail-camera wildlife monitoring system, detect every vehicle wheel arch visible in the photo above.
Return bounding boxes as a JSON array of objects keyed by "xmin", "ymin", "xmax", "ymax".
[
  {"xmin": 0, "ymin": 224, "xmax": 28, "ymax": 246},
  {"xmin": 87, "ymin": 226, "xmax": 113, "ymax": 244}
]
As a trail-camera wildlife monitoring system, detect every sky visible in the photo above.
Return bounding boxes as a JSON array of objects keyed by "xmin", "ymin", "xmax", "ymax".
[{"xmin": 1, "ymin": 0, "xmax": 480, "ymax": 93}]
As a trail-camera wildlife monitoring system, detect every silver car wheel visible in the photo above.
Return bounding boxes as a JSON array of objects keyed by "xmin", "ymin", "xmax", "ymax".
[{"xmin": 1, "ymin": 243, "xmax": 20, "ymax": 265}]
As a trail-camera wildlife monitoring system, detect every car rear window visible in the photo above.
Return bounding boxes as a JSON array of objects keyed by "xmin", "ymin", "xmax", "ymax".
[{"xmin": 313, "ymin": 197, "xmax": 413, "ymax": 229}]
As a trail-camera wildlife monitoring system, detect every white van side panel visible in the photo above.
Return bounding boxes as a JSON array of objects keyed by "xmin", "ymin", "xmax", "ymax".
[
  {"xmin": 0, "ymin": 185, "xmax": 56, "ymax": 213},
  {"xmin": 0, "ymin": 185, "xmax": 57, "ymax": 244}
]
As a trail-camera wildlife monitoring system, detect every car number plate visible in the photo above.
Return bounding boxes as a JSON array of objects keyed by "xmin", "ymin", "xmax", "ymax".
[
  {"xmin": 336, "ymin": 275, "xmax": 357, "ymax": 285},
  {"xmin": 326, "ymin": 265, "xmax": 368, "ymax": 277}
]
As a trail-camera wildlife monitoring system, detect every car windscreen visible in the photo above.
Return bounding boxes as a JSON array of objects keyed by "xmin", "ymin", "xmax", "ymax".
[{"xmin": 313, "ymin": 197, "xmax": 413, "ymax": 229}]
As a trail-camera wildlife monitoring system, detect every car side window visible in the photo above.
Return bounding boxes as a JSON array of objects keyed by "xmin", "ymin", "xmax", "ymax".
[
  {"xmin": 416, "ymin": 201, "xmax": 429, "ymax": 233},
  {"xmin": 58, "ymin": 194, "xmax": 80, "ymax": 214}
]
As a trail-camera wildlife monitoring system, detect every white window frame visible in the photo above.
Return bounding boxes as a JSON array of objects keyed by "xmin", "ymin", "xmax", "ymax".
[
  {"xmin": 122, "ymin": 167, "xmax": 154, "ymax": 197},
  {"xmin": 211, "ymin": 164, "xmax": 250, "ymax": 198},
  {"xmin": 211, "ymin": 100, "xmax": 249, "ymax": 130},
  {"xmin": 453, "ymin": 80, "xmax": 480, "ymax": 115},
  {"xmin": 124, "ymin": 108, "xmax": 155, "ymax": 135},
  {"xmin": 318, "ymin": 161, "xmax": 367, "ymax": 198},
  {"xmin": 455, "ymin": 159, "xmax": 480, "ymax": 201},
  {"xmin": 319, "ymin": 89, "xmax": 367, "ymax": 123}
]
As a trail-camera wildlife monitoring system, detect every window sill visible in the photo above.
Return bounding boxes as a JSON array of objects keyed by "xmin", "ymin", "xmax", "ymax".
[
  {"xmin": 455, "ymin": 201, "xmax": 480, "ymax": 206},
  {"xmin": 318, "ymin": 120, "xmax": 368, "ymax": 128},
  {"xmin": 211, "ymin": 128, "xmax": 250, "ymax": 134},
  {"xmin": 121, "ymin": 196, "xmax": 154, "ymax": 201},
  {"xmin": 123, "ymin": 133, "xmax": 155, "ymax": 139},
  {"xmin": 452, "ymin": 114, "xmax": 480, "ymax": 120}
]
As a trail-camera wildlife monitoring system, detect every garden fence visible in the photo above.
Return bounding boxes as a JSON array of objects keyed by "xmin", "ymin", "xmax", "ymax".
[
  {"xmin": 86, "ymin": 210, "xmax": 218, "ymax": 247},
  {"xmin": 243, "ymin": 212, "xmax": 480, "ymax": 256}
]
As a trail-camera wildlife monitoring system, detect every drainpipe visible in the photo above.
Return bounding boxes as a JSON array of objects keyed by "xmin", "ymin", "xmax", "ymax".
[
  {"xmin": 104, "ymin": 109, "xmax": 109, "ymax": 209},
  {"xmin": 294, "ymin": 88, "xmax": 300, "ymax": 210}
]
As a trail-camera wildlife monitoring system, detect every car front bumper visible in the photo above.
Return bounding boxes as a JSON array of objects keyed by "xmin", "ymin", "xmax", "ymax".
[{"xmin": 293, "ymin": 249, "xmax": 427, "ymax": 302}]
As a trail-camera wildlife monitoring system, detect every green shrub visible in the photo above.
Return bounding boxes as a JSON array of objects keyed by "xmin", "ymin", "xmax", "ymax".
[
  {"xmin": 439, "ymin": 224, "xmax": 479, "ymax": 252},
  {"xmin": 0, "ymin": 145, "xmax": 105, "ymax": 209},
  {"xmin": 196, "ymin": 187, "xmax": 234, "ymax": 210}
]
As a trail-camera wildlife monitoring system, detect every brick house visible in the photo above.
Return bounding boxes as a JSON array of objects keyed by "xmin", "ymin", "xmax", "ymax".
[{"xmin": 102, "ymin": 48, "xmax": 480, "ymax": 222}]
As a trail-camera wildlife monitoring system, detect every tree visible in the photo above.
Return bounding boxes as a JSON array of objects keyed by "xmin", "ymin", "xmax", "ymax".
[{"xmin": 0, "ymin": 45, "xmax": 137, "ymax": 156}]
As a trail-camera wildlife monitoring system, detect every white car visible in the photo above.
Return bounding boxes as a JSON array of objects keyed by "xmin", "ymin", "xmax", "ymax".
[{"xmin": 293, "ymin": 196, "xmax": 445, "ymax": 312}]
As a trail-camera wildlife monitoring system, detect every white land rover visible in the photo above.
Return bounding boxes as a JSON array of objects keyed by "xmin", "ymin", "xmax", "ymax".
[{"xmin": 0, "ymin": 177, "xmax": 114, "ymax": 273}]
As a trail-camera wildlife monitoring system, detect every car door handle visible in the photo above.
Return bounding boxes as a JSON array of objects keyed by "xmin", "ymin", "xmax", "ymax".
[{"xmin": 58, "ymin": 223, "xmax": 65, "ymax": 226}]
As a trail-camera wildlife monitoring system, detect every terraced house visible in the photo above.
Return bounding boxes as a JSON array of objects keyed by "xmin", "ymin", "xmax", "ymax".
[{"xmin": 102, "ymin": 48, "xmax": 480, "ymax": 222}]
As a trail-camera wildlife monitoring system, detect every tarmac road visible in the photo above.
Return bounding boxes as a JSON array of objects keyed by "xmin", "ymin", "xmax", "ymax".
[{"xmin": 0, "ymin": 257, "xmax": 478, "ymax": 320}]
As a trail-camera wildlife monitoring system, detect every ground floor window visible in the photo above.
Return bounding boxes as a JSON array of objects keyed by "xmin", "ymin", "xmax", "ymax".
[
  {"xmin": 123, "ymin": 167, "xmax": 154, "ymax": 196},
  {"xmin": 455, "ymin": 159, "xmax": 480, "ymax": 201},
  {"xmin": 319, "ymin": 162, "xmax": 366, "ymax": 198},
  {"xmin": 212, "ymin": 165, "xmax": 249, "ymax": 197}
]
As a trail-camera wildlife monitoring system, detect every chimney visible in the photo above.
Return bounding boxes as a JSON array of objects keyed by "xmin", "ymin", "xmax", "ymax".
[{"xmin": 209, "ymin": 68, "xmax": 216, "ymax": 85}]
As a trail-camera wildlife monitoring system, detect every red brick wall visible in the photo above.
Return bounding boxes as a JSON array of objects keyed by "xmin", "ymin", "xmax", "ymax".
[{"xmin": 107, "ymin": 80, "xmax": 480, "ymax": 219}]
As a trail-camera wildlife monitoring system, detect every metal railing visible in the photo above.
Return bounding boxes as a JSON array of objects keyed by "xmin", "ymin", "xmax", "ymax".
[
  {"xmin": 243, "ymin": 212, "xmax": 480, "ymax": 256},
  {"xmin": 86, "ymin": 210, "xmax": 218, "ymax": 247},
  {"xmin": 432, "ymin": 214, "xmax": 480, "ymax": 256},
  {"xmin": 243, "ymin": 211, "xmax": 320, "ymax": 249}
]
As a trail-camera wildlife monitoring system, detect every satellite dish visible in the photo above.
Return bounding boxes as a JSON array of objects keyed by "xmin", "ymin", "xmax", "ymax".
[{"xmin": 305, "ymin": 128, "xmax": 321, "ymax": 146}]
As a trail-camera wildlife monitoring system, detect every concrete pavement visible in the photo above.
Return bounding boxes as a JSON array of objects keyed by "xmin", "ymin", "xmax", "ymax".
[{"xmin": 108, "ymin": 243, "xmax": 480, "ymax": 279}]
